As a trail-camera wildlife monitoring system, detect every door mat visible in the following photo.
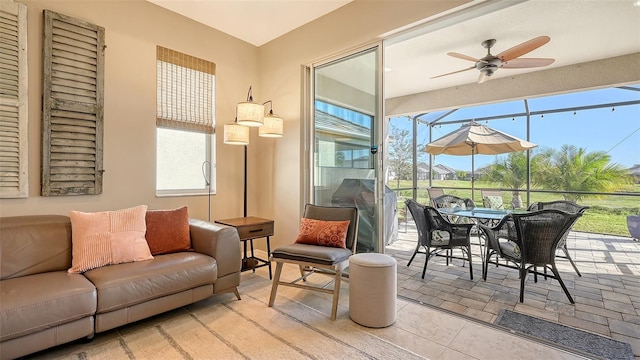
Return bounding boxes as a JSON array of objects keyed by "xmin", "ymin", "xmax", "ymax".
[{"xmin": 494, "ymin": 309, "xmax": 634, "ymax": 360}]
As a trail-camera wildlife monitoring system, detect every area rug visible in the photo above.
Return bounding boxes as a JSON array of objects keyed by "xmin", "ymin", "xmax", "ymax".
[
  {"xmin": 25, "ymin": 281, "xmax": 425, "ymax": 360},
  {"xmin": 494, "ymin": 309, "xmax": 634, "ymax": 360}
]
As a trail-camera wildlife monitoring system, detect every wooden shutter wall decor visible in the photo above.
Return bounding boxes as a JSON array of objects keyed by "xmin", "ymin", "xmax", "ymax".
[
  {"xmin": 42, "ymin": 10, "xmax": 104, "ymax": 196},
  {"xmin": 0, "ymin": 1, "xmax": 28, "ymax": 198}
]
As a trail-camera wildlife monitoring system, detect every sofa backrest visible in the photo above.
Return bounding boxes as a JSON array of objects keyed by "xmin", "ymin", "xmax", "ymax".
[{"xmin": 1, "ymin": 215, "xmax": 73, "ymax": 280}]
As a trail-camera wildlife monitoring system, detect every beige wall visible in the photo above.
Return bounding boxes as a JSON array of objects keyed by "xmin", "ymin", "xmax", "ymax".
[
  {"xmin": 6, "ymin": 0, "xmax": 635, "ymax": 253},
  {"xmin": 1, "ymin": 0, "xmax": 258, "ymax": 221},
  {"xmin": 1, "ymin": 0, "xmax": 471, "ymax": 251},
  {"xmin": 256, "ymin": 0, "xmax": 468, "ymax": 248}
]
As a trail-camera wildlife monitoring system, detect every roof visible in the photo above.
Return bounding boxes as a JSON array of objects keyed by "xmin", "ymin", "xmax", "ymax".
[{"xmin": 314, "ymin": 110, "xmax": 370, "ymax": 140}]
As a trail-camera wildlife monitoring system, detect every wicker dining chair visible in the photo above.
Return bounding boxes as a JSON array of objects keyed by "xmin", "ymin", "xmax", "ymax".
[
  {"xmin": 527, "ymin": 200, "xmax": 589, "ymax": 276},
  {"xmin": 427, "ymin": 188, "xmax": 445, "ymax": 206},
  {"xmin": 481, "ymin": 189, "xmax": 505, "ymax": 210},
  {"xmin": 405, "ymin": 199, "xmax": 474, "ymax": 279},
  {"xmin": 431, "ymin": 194, "xmax": 476, "ymax": 209},
  {"xmin": 430, "ymin": 194, "xmax": 476, "ymax": 226},
  {"xmin": 479, "ymin": 209, "xmax": 580, "ymax": 303}
]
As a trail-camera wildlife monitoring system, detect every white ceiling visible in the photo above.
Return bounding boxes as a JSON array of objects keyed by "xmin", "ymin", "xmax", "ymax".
[
  {"xmin": 147, "ymin": 0, "xmax": 352, "ymax": 47},
  {"xmin": 148, "ymin": 0, "xmax": 640, "ymax": 99},
  {"xmin": 384, "ymin": 0, "xmax": 640, "ymax": 98}
]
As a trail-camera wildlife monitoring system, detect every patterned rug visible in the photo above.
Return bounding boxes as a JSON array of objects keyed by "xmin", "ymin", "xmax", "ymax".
[
  {"xmin": 24, "ymin": 281, "xmax": 425, "ymax": 360},
  {"xmin": 495, "ymin": 309, "xmax": 634, "ymax": 360}
]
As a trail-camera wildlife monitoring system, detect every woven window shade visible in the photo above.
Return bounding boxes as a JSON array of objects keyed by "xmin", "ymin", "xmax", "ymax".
[{"xmin": 156, "ymin": 46, "xmax": 215, "ymax": 134}]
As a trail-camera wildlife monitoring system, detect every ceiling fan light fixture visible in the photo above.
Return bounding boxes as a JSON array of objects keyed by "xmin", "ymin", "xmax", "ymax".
[
  {"xmin": 435, "ymin": 36, "xmax": 555, "ymax": 84},
  {"xmin": 481, "ymin": 68, "xmax": 495, "ymax": 77}
]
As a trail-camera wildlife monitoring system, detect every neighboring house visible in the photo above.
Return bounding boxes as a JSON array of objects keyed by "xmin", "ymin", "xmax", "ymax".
[
  {"xmin": 629, "ymin": 164, "xmax": 640, "ymax": 183},
  {"xmin": 315, "ymin": 110, "xmax": 371, "ymax": 169},
  {"xmin": 417, "ymin": 165, "xmax": 430, "ymax": 180},
  {"xmin": 433, "ymin": 164, "xmax": 458, "ymax": 180}
]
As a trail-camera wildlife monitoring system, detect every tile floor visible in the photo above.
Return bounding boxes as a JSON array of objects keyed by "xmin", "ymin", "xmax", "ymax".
[
  {"xmin": 247, "ymin": 261, "xmax": 589, "ymax": 359},
  {"xmin": 386, "ymin": 222, "xmax": 640, "ymax": 359}
]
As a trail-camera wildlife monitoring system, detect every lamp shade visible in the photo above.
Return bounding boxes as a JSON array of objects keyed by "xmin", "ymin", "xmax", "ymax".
[
  {"xmin": 259, "ymin": 113, "xmax": 284, "ymax": 137},
  {"xmin": 236, "ymin": 102, "xmax": 264, "ymax": 127},
  {"xmin": 223, "ymin": 123, "xmax": 249, "ymax": 145}
]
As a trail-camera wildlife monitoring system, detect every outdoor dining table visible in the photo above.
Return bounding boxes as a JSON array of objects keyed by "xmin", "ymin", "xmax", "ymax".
[
  {"xmin": 437, "ymin": 206, "xmax": 529, "ymax": 221},
  {"xmin": 436, "ymin": 207, "xmax": 531, "ymax": 267}
]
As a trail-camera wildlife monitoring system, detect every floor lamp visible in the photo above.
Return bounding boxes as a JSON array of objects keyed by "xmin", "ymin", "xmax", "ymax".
[
  {"xmin": 201, "ymin": 160, "xmax": 212, "ymax": 221},
  {"xmin": 224, "ymin": 86, "xmax": 284, "ymax": 217}
]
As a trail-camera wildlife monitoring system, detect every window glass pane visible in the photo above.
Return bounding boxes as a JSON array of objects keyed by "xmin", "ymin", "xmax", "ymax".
[{"xmin": 156, "ymin": 128, "xmax": 209, "ymax": 191}]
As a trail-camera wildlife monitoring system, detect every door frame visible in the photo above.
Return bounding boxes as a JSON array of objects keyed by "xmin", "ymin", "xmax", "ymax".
[{"xmin": 301, "ymin": 40, "xmax": 386, "ymax": 253}]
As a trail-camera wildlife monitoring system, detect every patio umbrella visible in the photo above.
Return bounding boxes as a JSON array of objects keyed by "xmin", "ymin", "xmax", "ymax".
[{"xmin": 424, "ymin": 121, "xmax": 537, "ymax": 199}]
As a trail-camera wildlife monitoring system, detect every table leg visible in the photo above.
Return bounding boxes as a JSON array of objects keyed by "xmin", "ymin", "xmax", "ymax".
[
  {"xmin": 250, "ymin": 239, "xmax": 256, "ymax": 273},
  {"xmin": 266, "ymin": 236, "xmax": 272, "ymax": 279},
  {"xmin": 242, "ymin": 239, "xmax": 248, "ymax": 271}
]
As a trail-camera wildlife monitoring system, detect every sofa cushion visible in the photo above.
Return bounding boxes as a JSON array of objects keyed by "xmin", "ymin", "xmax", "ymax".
[
  {"xmin": 145, "ymin": 207, "xmax": 192, "ymax": 255},
  {"xmin": 0, "ymin": 272, "xmax": 96, "ymax": 342},
  {"xmin": 68, "ymin": 205, "xmax": 153, "ymax": 273},
  {"xmin": 83, "ymin": 252, "xmax": 217, "ymax": 313},
  {"xmin": 0, "ymin": 215, "xmax": 72, "ymax": 280}
]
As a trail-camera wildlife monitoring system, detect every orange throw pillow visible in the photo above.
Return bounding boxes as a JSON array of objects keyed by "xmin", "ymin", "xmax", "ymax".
[
  {"xmin": 68, "ymin": 205, "xmax": 153, "ymax": 273},
  {"xmin": 145, "ymin": 206, "xmax": 191, "ymax": 255},
  {"xmin": 295, "ymin": 218, "xmax": 350, "ymax": 248}
]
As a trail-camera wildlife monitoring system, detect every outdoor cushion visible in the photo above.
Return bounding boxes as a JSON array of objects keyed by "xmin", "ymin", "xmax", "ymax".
[
  {"xmin": 431, "ymin": 230, "xmax": 450, "ymax": 245},
  {"xmin": 483, "ymin": 195, "xmax": 504, "ymax": 209},
  {"xmin": 499, "ymin": 240, "xmax": 521, "ymax": 260}
]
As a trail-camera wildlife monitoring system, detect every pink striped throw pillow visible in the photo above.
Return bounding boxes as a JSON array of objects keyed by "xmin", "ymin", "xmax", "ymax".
[{"xmin": 68, "ymin": 205, "xmax": 153, "ymax": 273}]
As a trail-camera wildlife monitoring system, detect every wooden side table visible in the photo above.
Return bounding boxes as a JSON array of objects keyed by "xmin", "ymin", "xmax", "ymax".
[{"xmin": 215, "ymin": 216, "xmax": 274, "ymax": 279}]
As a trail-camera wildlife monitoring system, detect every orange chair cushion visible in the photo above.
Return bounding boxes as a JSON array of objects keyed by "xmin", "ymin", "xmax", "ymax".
[{"xmin": 294, "ymin": 218, "xmax": 350, "ymax": 248}]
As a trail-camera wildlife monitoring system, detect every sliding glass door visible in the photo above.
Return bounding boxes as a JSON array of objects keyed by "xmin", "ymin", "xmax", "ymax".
[{"xmin": 307, "ymin": 44, "xmax": 385, "ymax": 253}]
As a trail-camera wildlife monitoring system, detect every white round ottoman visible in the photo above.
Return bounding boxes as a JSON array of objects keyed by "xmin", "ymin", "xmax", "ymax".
[{"xmin": 349, "ymin": 253, "xmax": 397, "ymax": 327}]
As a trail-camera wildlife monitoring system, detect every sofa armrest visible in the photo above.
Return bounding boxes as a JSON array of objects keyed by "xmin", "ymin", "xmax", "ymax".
[{"xmin": 189, "ymin": 219, "xmax": 241, "ymax": 278}]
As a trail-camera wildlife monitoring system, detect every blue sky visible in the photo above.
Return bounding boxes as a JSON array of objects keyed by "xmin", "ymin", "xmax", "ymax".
[{"xmin": 391, "ymin": 85, "xmax": 640, "ymax": 172}]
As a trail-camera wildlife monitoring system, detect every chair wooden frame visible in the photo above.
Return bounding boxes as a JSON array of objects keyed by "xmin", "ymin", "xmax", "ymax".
[{"xmin": 268, "ymin": 204, "xmax": 359, "ymax": 320}]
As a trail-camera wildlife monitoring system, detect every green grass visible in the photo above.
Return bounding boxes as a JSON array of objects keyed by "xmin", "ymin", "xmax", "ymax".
[{"xmin": 389, "ymin": 179, "xmax": 639, "ymax": 237}]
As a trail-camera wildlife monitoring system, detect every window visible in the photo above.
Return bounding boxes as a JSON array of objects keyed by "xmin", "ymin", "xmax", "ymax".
[
  {"xmin": 314, "ymin": 100, "xmax": 373, "ymax": 169},
  {"xmin": 0, "ymin": 1, "xmax": 27, "ymax": 198},
  {"xmin": 156, "ymin": 46, "xmax": 215, "ymax": 196}
]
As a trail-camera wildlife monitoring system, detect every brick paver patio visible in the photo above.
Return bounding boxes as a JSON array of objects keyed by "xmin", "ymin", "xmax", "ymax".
[{"xmin": 386, "ymin": 222, "xmax": 640, "ymax": 358}]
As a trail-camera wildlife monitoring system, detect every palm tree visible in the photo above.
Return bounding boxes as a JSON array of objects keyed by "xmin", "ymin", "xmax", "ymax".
[
  {"xmin": 534, "ymin": 145, "xmax": 632, "ymax": 201},
  {"xmin": 485, "ymin": 151, "xmax": 542, "ymax": 208}
]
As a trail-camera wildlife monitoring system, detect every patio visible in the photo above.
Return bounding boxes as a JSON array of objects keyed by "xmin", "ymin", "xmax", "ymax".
[{"xmin": 386, "ymin": 222, "xmax": 640, "ymax": 358}]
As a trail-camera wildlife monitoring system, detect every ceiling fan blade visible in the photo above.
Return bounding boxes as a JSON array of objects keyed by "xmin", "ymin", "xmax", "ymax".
[
  {"xmin": 502, "ymin": 58, "xmax": 555, "ymax": 68},
  {"xmin": 447, "ymin": 52, "xmax": 480, "ymax": 62},
  {"xmin": 497, "ymin": 36, "xmax": 550, "ymax": 62},
  {"xmin": 431, "ymin": 66, "xmax": 475, "ymax": 79},
  {"xmin": 477, "ymin": 72, "xmax": 489, "ymax": 84}
]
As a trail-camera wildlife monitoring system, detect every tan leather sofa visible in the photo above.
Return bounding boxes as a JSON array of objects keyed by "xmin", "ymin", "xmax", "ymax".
[{"xmin": 0, "ymin": 215, "xmax": 241, "ymax": 360}]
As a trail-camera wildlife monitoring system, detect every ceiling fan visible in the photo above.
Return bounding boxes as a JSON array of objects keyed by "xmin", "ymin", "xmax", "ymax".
[{"xmin": 432, "ymin": 36, "xmax": 555, "ymax": 83}]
